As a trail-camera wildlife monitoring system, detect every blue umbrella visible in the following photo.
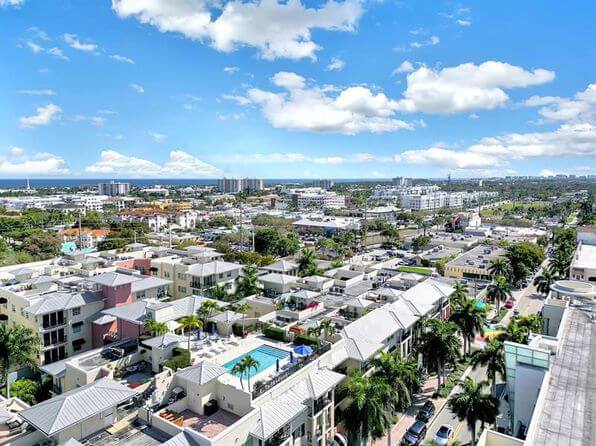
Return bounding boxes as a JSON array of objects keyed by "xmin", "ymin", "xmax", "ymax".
[{"xmin": 294, "ymin": 345, "xmax": 314, "ymax": 356}]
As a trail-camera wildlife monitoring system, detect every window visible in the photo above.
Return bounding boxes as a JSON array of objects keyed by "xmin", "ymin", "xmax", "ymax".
[
  {"xmin": 72, "ymin": 322, "xmax": 83, "ymax": 333},
  {"xmin": 11, "ymin": 305, "xmax": 15, "ymax": 313},
  {"xmin": 72, "ymin": 307, "xmax": 81, "ymax": 316},
  {"xmin": 178, "ymin": 286, "xmax": 187, "ymax": 293}
]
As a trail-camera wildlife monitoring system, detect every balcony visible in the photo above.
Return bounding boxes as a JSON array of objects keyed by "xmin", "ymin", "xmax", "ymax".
[
  {"xmin": 42, "ymin": 335, "xmax": 67, "ymax": 348},
  {"xmin": 312, "ymin": 396, "xmax": 331, "ymax": 414},
  {"xmin": 265, "ymin": 425, "xmax": 291, "ymax": 446}
]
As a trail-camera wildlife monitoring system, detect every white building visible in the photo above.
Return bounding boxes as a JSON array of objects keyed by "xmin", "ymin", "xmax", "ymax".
[{"xmin": 98, "ymin": 181, "xmax": 131, "ymax": 197}]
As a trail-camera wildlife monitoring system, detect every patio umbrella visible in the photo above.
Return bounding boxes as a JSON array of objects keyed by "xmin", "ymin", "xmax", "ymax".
[{"xmin": 294, "ymin": 345, "xmax": 314, "ymax": 356}]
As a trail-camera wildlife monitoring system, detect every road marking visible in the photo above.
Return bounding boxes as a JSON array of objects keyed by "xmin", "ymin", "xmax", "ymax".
[{"xmin": 451, "ymin": 420, "xmax": 465, "ymax": 443}]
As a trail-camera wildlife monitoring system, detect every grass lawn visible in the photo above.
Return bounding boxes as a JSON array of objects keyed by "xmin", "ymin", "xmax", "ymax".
[
  {"xmin": 397, "ymin": 266, "xmax": 433, "ymax": 275},
  {"xmin": 434, "ymin": 358, "xmax": 473, "ymax": 398}
]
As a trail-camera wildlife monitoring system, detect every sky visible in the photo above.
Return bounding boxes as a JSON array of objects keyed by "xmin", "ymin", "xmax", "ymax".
[{"xmin": 1, "ymin": 0, "xmax": 595, "ymax": 179}]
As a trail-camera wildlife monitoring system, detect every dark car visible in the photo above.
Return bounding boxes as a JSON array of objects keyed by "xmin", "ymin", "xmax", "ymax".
[
  {"xmin": 416, "ymin": 400, "xmax": 436, "ymax": 422},
  {"xmin": 400, "ymin": 420, "xmax": 428, "ymax": 446}
]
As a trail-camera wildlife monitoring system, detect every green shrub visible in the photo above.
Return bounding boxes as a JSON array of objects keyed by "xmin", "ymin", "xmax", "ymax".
[
  {"xmin": 293, "ymin": 334, "xmax": 320, "ymax": 348},
  {"xmin": 263, "ymin": 325, "xmax": 287, "ymax": 342},
  {"xmin": 163, "ymin": 347, "xmax": 190, "ymax": 371}
]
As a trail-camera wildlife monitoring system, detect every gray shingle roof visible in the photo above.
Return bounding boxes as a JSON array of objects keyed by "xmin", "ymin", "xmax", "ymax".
[
  {"xmin": 19, "ymin": 378, "xmax": 138, "ymax": 436},
  {"xmin": 176, "ymin": 361, "xmax": 228, "ymax": 385}
]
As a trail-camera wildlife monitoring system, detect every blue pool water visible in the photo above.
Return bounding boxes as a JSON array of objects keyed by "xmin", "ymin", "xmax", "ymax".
[{"xmin": 223, "ymin": 345, "xmax": 290, "ymax": 378}]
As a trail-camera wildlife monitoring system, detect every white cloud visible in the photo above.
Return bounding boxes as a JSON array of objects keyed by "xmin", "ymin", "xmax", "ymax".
[
  {"xmin": 19, "ymin": 103, "xmax": 62, "ymax": 127},
  {"xmin": 396, "ymin": 61, "xmax": 555, "ymax": 114},
  {"xmin": 150, "ymin": 132, "xmax": 167, "ymax": 142},
  {"xmin": 326, "ymin": 57, "xmax": 345, "ymax": 71},
  {"xmin": 411, "ymin": 35, "xmax": 439, "ymax": 48},
  {"xmin": 72, "ymin": 114, "xmax": 106, "ymax": 126},
  {"xmin": 457, "ymin": 19, "xmax": 471, "ymax": 26},
  {"xmin": 524, "ymin": 83, "xmax": 595, "ymax": 123},
  {"xmin": 110, "ymin": 54, "xmax": 135, "ymax": 64},
  {"xmin": 0, "ymin": 148, "xmax": 69, "ymax": 177},
  {"xmin": 18, "ymin": 89, "xmax": 56, "ymax": 96},
  {"xmin": 27, "ymin": 26, "xmax": 49, "ymax": 40},
  {"xmin": 85, "ymin": 149, "xmax": 222, "ymax": 178},
  {"xmin": 392, "ymin": 60, "xmax": 414, "ymax": 75},
  {"xmin": 222, "ymin": 94, "xmax": 252, "ymax": 105},
  {"xmin": 47, "ymin": 47, "xmax": 69, "ymax": 60},
  {"xmin": 221, "ymin": 152, "xmax": 395, "ymax": 164},
  {"xmin": 62, "ymin": 33, "xmax": 98, "ymax": 52},
  {"xmin": 216, "ymin": 112, "xmax": 245, "ymax": 121},
  {"xmin": 111, "ymin": 0, "xmax": 363, "ymax": 60},
  {"xmin": 539, "ymin": 169, "xmax": 566, "ymax": 177},
  {"xmin": 27, "ymin": 39, "xmax": 69, "ymax": 60},
  {"xmin": 130, "ymin": 83, "xmax": 145, "ymax": 93},
  {"xmin": 223, "ymin": 66, "xmax": 239, "ymax": 74},
  {"xmin": 27, "ymin": 41, "xmax": 43, "ymax": 53},
  {"xmin": 242, "ymin": 71, "xmax": 413, "ymax": 134},
  {"xmin": 0, "ymin": 0, "xmax": 24, "ymax": 7},
  {"xmin": 399, "ymin": 147, "xmax": 500, "ymax": 169},
  {"xmin": 469, "ymin": 113, "xmax": 480, "ymax": 120}
]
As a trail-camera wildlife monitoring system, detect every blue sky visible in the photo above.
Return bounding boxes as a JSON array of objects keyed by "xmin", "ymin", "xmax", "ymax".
[{"xmin": 1, "ymin": 0, "xmax": 595, "ymax": 179}]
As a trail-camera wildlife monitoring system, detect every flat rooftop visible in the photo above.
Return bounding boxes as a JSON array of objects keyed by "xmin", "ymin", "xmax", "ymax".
[
  {"xmin": 571, "ymin": 244, "xmax": 596, "ymax": 270},
  {"xmin": 532, "ymin": 308, "xmax": 596, "ymax": 446},
  {"xmin": 447, "ymin": 245, "xmax": 507, "ymax": 268}
]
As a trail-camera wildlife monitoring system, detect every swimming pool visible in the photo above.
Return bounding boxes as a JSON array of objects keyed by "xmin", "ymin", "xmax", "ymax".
[{"xmin": 223, "ymin": 345, "xmax": 290, "ymax": 378}]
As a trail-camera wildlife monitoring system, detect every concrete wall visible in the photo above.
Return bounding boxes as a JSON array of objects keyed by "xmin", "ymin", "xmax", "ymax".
[{"xmin": 513, "ymin": 364, "xmax": 547, "ymax": 437}]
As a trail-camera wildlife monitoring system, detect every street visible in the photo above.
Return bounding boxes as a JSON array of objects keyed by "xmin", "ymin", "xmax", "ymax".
[{"xmin": 423, "ymin": 271, "xmax": 547, "ymax": 445}]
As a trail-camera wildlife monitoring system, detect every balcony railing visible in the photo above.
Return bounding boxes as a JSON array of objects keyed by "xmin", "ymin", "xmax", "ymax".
[
  {"xmin": 313, "ymin": 397, "xmax": 331, "ymax": 414},
  {"xmin": 252, "ymin": 342, "xmax": 332, "ymax": 399},
  {"xmin": 264, "ymin": 425, "xmax": 291, "ymax": 446}
]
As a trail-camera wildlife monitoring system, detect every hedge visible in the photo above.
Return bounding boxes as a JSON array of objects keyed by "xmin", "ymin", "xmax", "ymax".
[
  {"xmin": 163, "ymin": 347, "xmax": 190, "ymax": 371},
  {"xmin": 263, "ymin": 325, "xmax": 287, "ymax": 342},
  {"xmin": 293, "ymin": 334, "xmax": 320, "ymax": 348}
]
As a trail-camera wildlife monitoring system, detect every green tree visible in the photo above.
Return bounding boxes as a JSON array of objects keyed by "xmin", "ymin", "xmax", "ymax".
[
  {"xmin": 196, "ymin": 300, "xmax": 221, "ymax": 326},
  {"xmin": 417, "ymin": 319, "xmax": 461, "ymax": 388},
  {"xmin": 380, "ymin": 225, "xmax": 401, "ymax": 248},
  {"xmin": 548, "ymin": 249, "xmax": 571, "ymax": 277},
  {"xmin": 449, "ymin": 299, "xmax": 487, "ymax": 356},
  {"xmin": 21, "ymin": 232, "xmax": 60, "ymax": 258},
  {"xmin": 471, "ymin": 340, "xmax": 505, "ymax": 397},
  {"xmin": 8, "ymin": 379, "xmax": 40, "ymax": 405},
  {"xmin": 486, "ymin": 275, "xmax": 513, "ymax": 312},
  {"xmin": 231, "ymin": 362, "xmax": 246, "ymax": 390},
  {"xmin": 447, "ymin": 378, "xmax": 499, "ymax": 446},
  {"xmin": 142, "ymin": 318, "xmax": 169, "ymax": 337},
  {"xmin": 506, "ymin": 242, "xmax": 545, "ymax": 286},
  {"xmin": 236, "ymin": 264, "xmax": 261, "ymax": 297},
  {"xmin": 488, "ymin": 258, "xmax": 512, "ymax": 280},
  {"xmin": 234, "ymin": 302, "xmax": 251, "ymax": 335},
  {"xmin": 533, "ymin": 269, "xmax": 559, "ymax": 295},
  {"xmin": 240, "ymin": 355, "xmax": 260, "ymax": 390},
  {"xmin": 178, "ymin": 315, "xmax": 203, "ymax": 356},
  {"xmin": 343, "ymin": 370, "xmax": 393, "ymax": 446},
  {"xmin": 206, "ymin": 284, "xmax": 229, "ymax": 301},
  {"xmin": 450, "ymin": 281, "xmax": 469, "ymax": 309},
  {"xmin": 297, "ymin": 248, "xmax": 320, "ymax": 277},
  {"xmin": 0, "ymin": 325, "xmax": 39, "ymax": 398},
  {"xmin": 411, "ymin": 235, "xmax": 430, "ymax": 253}
]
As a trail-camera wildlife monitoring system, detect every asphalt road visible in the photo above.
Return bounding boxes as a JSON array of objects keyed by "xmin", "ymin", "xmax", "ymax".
[{"xmin": 424, "ymin": 272, "xmax": 547, "ymax": 445}]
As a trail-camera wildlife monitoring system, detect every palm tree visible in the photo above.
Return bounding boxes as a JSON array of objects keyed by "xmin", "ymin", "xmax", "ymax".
[
  {"xmin": 298, "ymin": 248, "xmax": 319, "ymax": 276},
  {"xmin": 516, "ymin": 314, "xmax": 542, "ymax": 333},
  {"xmin": 450, "ymin": 280, "xmax": 469, "ymax": 309},
  {"xmin": 316, "ymin": 319, "xmax": 336, "ymax": 341},
  {"xmin": 371, "ymin": 351, "xmax": 412, "ymax": 412},
  {"xmin": 448, "ymin": 378, "xmax": 499, "ymax": 446},
  {"xmin": 380, "ymin": 225, "xmax": 401, "ymax": 248},
  {"xmin": 196, "ymin": 300, "xmax": 220, "ymax": 327},
  {"xmin": 143, "ymin": 318, "xmax": 169, "ymax": 336},
  {"xmin": 178, "ymin": 315, "xmax": 203, "ymax": 355},
  {"xmin": 0, "ymin": 325, "xmax": 39, "ymax": 398},
  {"xmin": 231, "ymin": 362, "xmax": 246, "ymax": 390},
  {"xmin": 471, "ymin": 340, "xmax": 505, "ymax": 397},
  {"xmin": 548, "ymin": 250, "xmax": 570, "ymax": 277},
  {"xmin": 237, "ymin": 264, "xmax": 260, "ymax": 297},
  {"xmin": 533, "ymin": 269, "xmax": 558, "ymax": 295},
  {"xmin": 449, "ymin": 299, "xmax": 487, "ymax": 356},
  {"xmin": 488, "ymin": 258, "xmax": 512, "ymax": 279},
  {"xmin": 486, "ymin": 275, "xmax": 513, "ymax": 313},
  {"xmin": 343, "ymin": 370, "xmax": 393, "ymax": 446},
  {"xmin": 417, "ymin": 319, "xmax": 461, "ymax": 388},
  {"xmin": 504, "ymin": 319, "xmax": 528, "ymax": 344},
  {"xmin": 207, "ymin": 284, "xmax": 228, "ymax": 300},
  {"xmin": 234, "ymin": 302, "xmax": 251, "ymax": 336},
  {"xmin": 240, "ymin": 355, "xmax": 260, "ymax": 390}
]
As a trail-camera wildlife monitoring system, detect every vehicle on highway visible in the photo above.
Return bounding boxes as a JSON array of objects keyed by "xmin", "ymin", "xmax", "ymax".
[
  {"xmin": 400, "ymin": 420, "xmax": 427, "ymax": 446},
  {"xmin": 504, "ymin": 300, "xmax": 514, "ymax": 309},
  {"xmin": 415, "ymin": 400, "xmax": 436, "ymax": 422},
  {"xmin": 433, "ymin": 424, "xmax": 454, "ymax": 446}
]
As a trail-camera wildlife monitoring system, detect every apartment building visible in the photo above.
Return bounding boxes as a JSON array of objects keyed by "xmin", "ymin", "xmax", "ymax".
[
  {"xmin": 151, "ymin": 250, "xmax": 241, "ymax": 298},
  {"xmin": 312, "ymin": 179, "xmax": 335, "ymax": 190},
  {"xmin": 98, "ymin": 181, "xmax": 131, "ymax": 196},
  {"xmin": 217, "ymin": 178, "xmax": 264, "ymax": 194}
]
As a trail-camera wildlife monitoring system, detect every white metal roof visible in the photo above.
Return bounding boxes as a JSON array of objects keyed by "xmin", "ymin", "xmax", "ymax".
[
  {"xmin": 25, "ymin": 291, "xmax": 104, "ymax": 315},
  {"xmin": 176, "ymin": 361, "xmax": 228, "ymax": 386},
  {"xmin": 161, "ymin": 429, "xmax": 203, "ymax": 446},
  {"xmin": 19, "ymin": 378, "xmax": 138, "ymax": 436},
  {"xmin": 185, "ymin": 261, "xmax": 241, "ymax": 277},
  {"xmin": 250, "ymin": 400, "xmax": 305, "ymax": 440}
]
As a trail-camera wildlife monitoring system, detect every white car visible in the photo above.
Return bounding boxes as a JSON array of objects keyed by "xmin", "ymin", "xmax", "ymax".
[{"xmin": 434, "ymin": 424, "xmax": 454, "ymax": 446}]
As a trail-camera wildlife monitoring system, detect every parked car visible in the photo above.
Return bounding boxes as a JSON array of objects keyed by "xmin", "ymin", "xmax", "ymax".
[
  {"xmin": 416, "ymin": 400, "xmax": 436, "ymax": 422},
  {"xmin": 504, "ymin": 300, "xmax": 514, "ymax": 309},
  {"xmin": 400, "ymin": 420, "xmax": 427, "ymax": 446},
  {"xmin": 433, "ymin": 424, "xmax": 454, "ymax": 446},
  {"xmin": 513, "ymin": 308, "xmax": 520, "ymax": 317}
]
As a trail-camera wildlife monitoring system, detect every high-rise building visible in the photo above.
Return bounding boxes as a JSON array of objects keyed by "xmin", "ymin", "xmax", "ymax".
[
  {"xmin": 392, "ymin": 176, "xmax": 412, "ymax": 187},
  {"xmin": 217, "ymin": 178, "xmax": 264, "ymax": 193},
  {"xmin": 312, "ymin": 179, "xmax": 334, "ymax": 190},
  {"xmin": 98, "ymin": 181, "xmax": 130, "ymax": 196}
]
